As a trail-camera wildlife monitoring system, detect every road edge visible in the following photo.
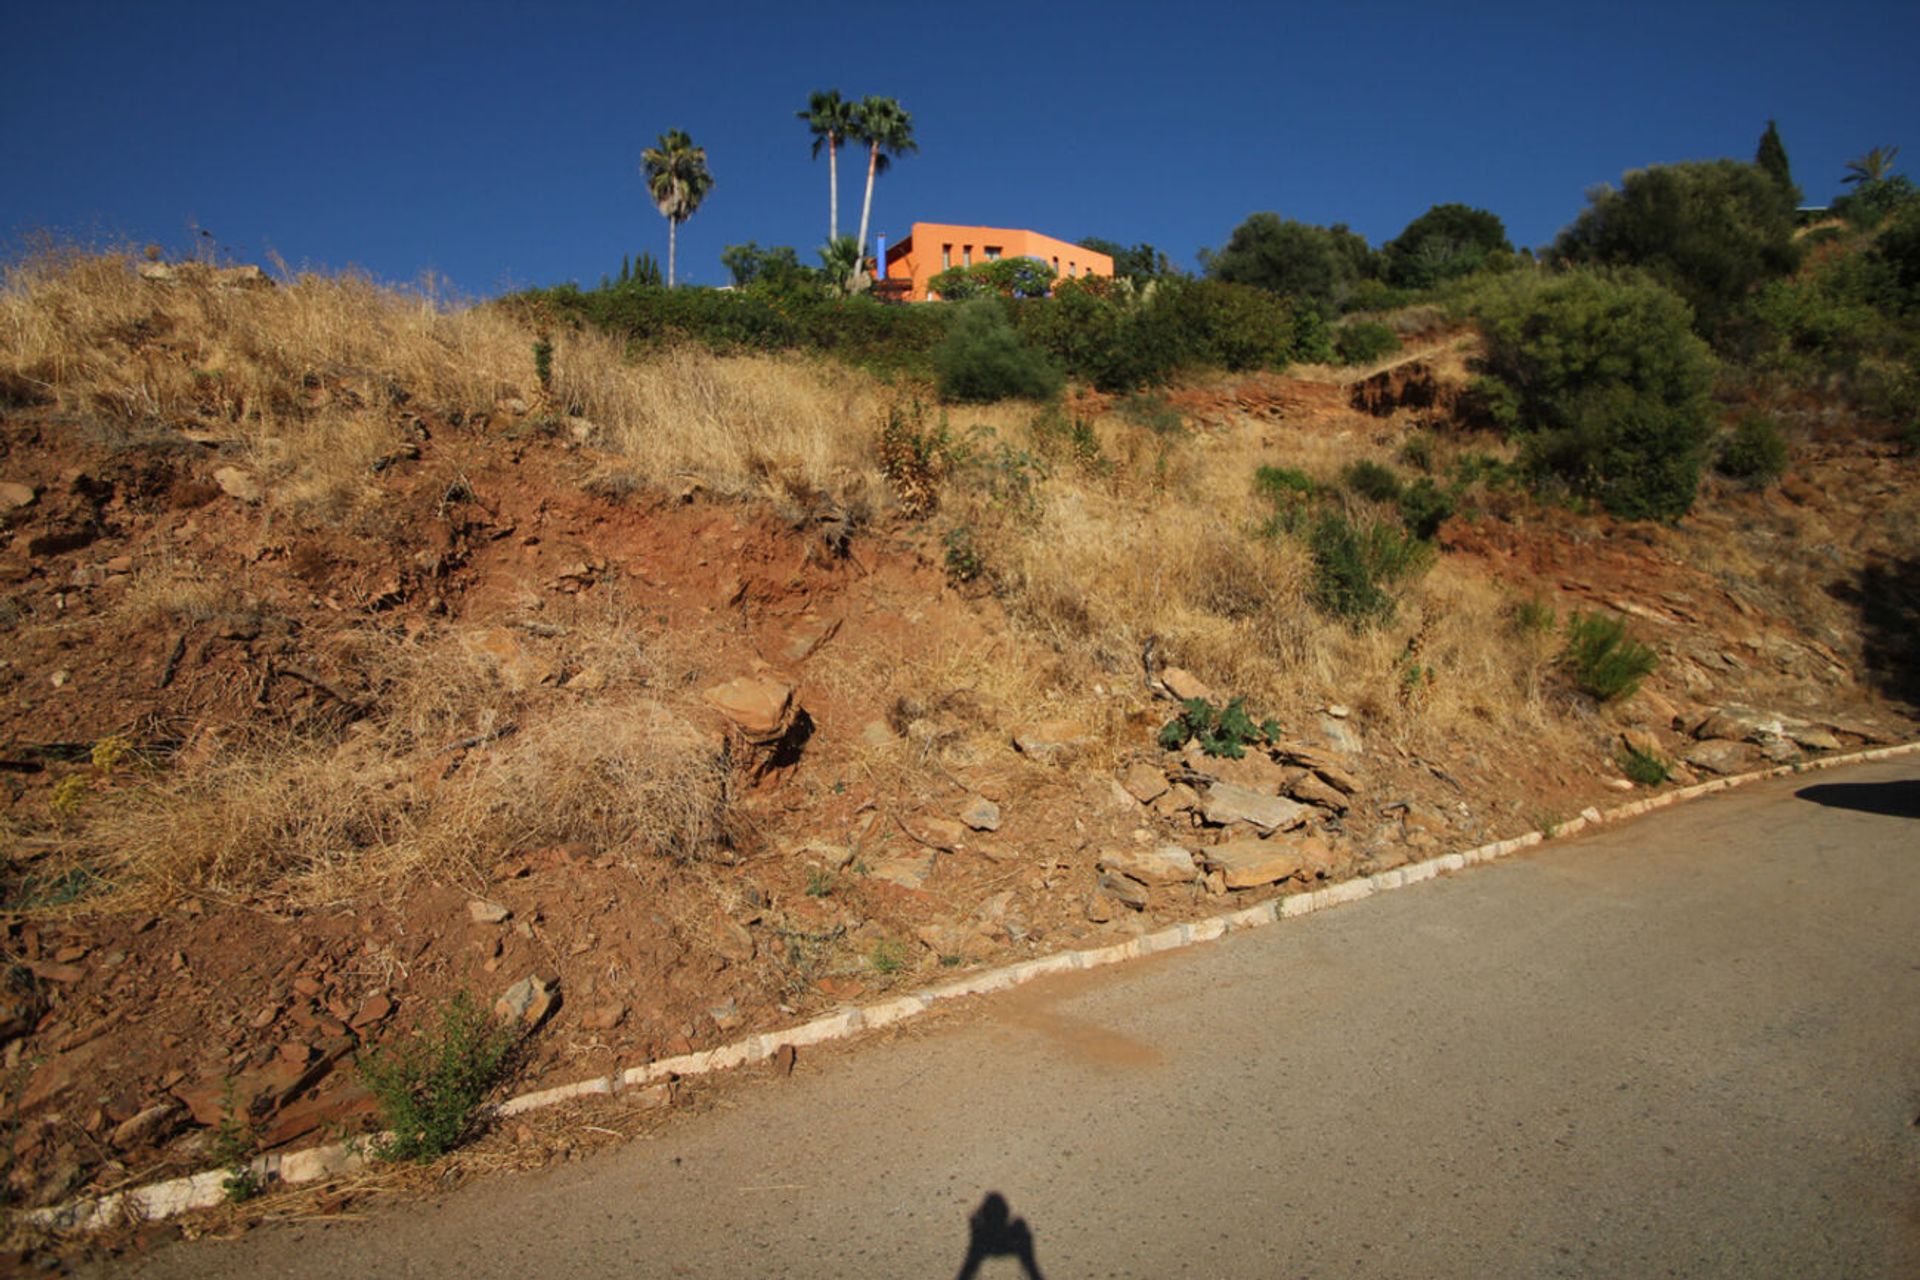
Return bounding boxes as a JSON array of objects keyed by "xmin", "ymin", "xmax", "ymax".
[{"xmin": 25, "ymin": 739, "xmax": 1920, "ymax": 1233}]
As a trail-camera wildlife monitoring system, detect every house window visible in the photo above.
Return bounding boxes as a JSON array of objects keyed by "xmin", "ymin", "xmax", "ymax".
[
  {"xmin": 963, "ymin": 245, "xmax": 972, "ymax": 267},
  {"xmin": 1051, "ymin": 256, "xmax": 1059, "ymax": 272},
  {"xmin": 985, "ymin": 246, "xmax": 1002, "ymax": 261},
  {"xmin": 942, "ymin": 244, "xmax": 951, "ymax": 270}
]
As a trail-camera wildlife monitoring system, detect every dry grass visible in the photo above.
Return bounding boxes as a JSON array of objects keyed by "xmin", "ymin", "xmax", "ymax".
[
  {"xmin": 5, "ymin": 250, "xmax": 1584, "ymax": 902},
  {"xmin": 558, "ymin": 339, "xmax": 888, "ymax": 512},
  {"xmin": 83, "ymin": 608, "xmax": 732, "ymax": 905}
]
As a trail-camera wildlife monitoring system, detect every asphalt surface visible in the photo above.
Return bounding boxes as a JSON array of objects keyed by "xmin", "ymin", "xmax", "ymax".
[{"xmin": 111, "ymin": 759, "xmax": 1920, "ymax": 1278}]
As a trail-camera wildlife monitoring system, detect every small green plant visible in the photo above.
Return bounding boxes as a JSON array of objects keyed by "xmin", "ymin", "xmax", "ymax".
[
  {"xmin": 47, "ymin": 775, "xmax": 90, "ymax": 824},
  {"xmin": 942, "ymin": 526, "xmax": 984, "ymax": 584},
  {"xmin": 1342, "ymin": 459, "xmax": 1404, "ymax": 503},
  {"xmin": 1157, "ymin": 697, "xmax": 1281, "ymax": 760},
  {"xmin": 1512, "ymin": 594, "xmax": 1558, "ymax": 635},
  {"xmin": 1308, "ymin": 509, "xmax": 1432, "ymax": 629},
  {"xmin": 1398, "ymin": 433, "xmax": 1436, "ymax": 473},
  {"xmin": 1559, "ymin": 611, "xmax": 1659, "ymax": 702},
  {"xmin": 1617, "ymin": 744, "xmax": 1670, "ymax": 787},
  {"xmin": 532, "ymin": 333, "xmax": 553, "ymax": 390},
  {"xmin": 869, "ymin": 940, "xmax": 907, "ymax": 975},
  {"xmin": 805, "ymin": 868, "xmax": 836, "ymax": 898},
  {"xmin": 211, "ymin": 1081, "xmax": 262, "ymax": 1203},
  {"xmin": 1253, "ymin": 464, "xmax": 1320, "ymax": 535},
  {"xmin": 1715, "ymin": 412, "xmax": 1789, "ymax": 484},
  {"xmin": 357, "ymin": 992, "xmax": 516, "ymax": 1164}
]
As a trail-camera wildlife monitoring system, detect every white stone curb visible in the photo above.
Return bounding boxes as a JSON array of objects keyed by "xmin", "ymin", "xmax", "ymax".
[{"xmin": 26, "ymin": 739, "xmax": 1919, "ymax": 1234}]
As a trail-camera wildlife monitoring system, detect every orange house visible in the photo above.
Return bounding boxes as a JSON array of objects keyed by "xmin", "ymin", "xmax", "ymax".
[{"xmin": 878, "ymin": 223, "xmax": 1113, "ymax": 301}]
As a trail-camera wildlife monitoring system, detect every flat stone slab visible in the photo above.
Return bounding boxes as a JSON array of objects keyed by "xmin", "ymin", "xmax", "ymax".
[
  {"xmin": 1201, "ymin": 782, "xmax": 1309, "ymax": 832},
  {"xmin": 1098, "ymin": 843, "xmax": 1198, "ymax": 886},
  {"xmin": 1201, "ymin": 838, "xmax": 1308, "ymax": 889}
]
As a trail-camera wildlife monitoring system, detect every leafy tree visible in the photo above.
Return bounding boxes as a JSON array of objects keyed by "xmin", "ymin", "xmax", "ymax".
[
  {"xmin": 640, "ymin": 129, "xmax": 714, "ymax": 288},
  {"xmin": 1553, "ymin": 159, "xmax": 1798, "ymax": 339},
  {"xmin": 817, "ymin": 236, "xmax": 863, "ymax": 294},
  {"xmin": 1473, "ymin": 270, "xmax": 1716, "ymax": 520},
  {"xmin": 849, "ymin": 97, "xmax": 917, "ymax": 281},
  {"xmin": 1755, "ymin": 119, "xmax": 1799, "ymax": 205},
  {"xmin": 721, "ymin": 242, "xmax": 803, "ymax": 289},
  {"xmin": 1383, "ymin": 203, "xmax": 1512, "ymax": 289},
  {"xmin": 1078, "ymin": 237, "xmax": 1176, "ymax": 282},
  {"xmin": 797, "ymin": 89, "xmax": 858, "ymax": 243},
  {"xmin": 1832, "ymin": 147, "xmax": 1913, "ymax": 229},
  {"xmin": 1201, "ymin": 213, "xmax": 1373, "ymax": 312}
]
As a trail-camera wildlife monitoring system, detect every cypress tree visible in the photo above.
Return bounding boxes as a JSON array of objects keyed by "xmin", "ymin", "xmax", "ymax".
[
  {"xmin": 620, "ymin": 253, "xmax": 631, "ymax": 283},
  {"xmin": 1756, "ymin": 120, "xmax": 1801, "ymax": 205}
]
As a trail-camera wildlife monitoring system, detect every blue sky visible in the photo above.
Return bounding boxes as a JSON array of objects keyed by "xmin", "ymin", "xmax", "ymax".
[{"xmin": 3, "ymin": 0, "xmax": 1914, "ymax": 295}]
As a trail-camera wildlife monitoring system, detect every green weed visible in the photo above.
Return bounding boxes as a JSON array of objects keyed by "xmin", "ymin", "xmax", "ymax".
[
  {"xmin": 1559, "ymin": 611, "xmax": 1659, "ymax": 702},
  {"xmin": 358, "ymin": 992, "xmax": 516, "ymax": 1164}
]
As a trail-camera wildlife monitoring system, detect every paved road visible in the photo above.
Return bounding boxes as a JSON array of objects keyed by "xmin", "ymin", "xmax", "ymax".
[{"xmin": 115, "ymin": 760, "xmax": 1920, "ymax": 1278}]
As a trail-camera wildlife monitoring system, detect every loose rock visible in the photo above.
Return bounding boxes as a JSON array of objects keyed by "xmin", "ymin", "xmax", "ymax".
[
  {"xmin": 703, "ymin": 675, "xmax": 797, "ymax": 743},
  {"xmin": 211, "ymin": 466, "xmax": 262, "ymax": 503},
  {"xmin": 1200, "ymin": 783, "xmax": 1309, "ymax": 833},
  {"xmin": 1098, "ymin": 843, "xmax": 1198, "ymax": 886},
  {"xmin": 959, "ymin": 797, "xmax": 1001, "ymax": 831},
  {"xmin": 1201, "ymin": 838, "xmax": 1307, "ymax": 889}
]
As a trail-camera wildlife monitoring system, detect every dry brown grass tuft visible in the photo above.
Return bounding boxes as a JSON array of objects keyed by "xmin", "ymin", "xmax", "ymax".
[
  {"xmin": 560, "ymin": 340, "xmax": 888, "ymax": 512},
  {"xmin": 83, "ymin": 612, "xmax": 732, "ymax": 905}
]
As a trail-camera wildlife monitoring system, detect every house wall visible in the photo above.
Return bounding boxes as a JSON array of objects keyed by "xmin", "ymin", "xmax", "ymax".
[{"xmin": 882, "ymin": 223, "xmax": 1114, "ymax": 301}]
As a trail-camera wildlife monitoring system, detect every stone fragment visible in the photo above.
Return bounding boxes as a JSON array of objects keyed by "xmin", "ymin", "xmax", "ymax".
[
  {"xmin": 1160, "ymin": 667, "xmax": 1213, "ymax": 703},
  {"xmin": 1289, "ymin": 772, "xmax": 1349, "ymax": 812},
  {"xmin": 495, "ymin": 976, "xmax": 558, "ymax": 1029},
  {"xmin": 110, "ymin": 1102, "xmax": 181, "ymax": 1151},
  {"xmin": 1119, "ymin": 761, "xmax": 1170, "ymax": 804},
  {"xmin": 779, "ymin": 613, "xmax": 840, "ymax": 663},
  {"xmin": 1153, "ymin": 782, "xmax": 1201, "ymax": 818},
  {"xmin": 1097, "ymin": 872, "xmax": 1151, "ymax": 910},
  {"xmin": 1200, "ymin": 838, "xmax": 1308, "ymax": 889},
  {"xmin": 1200, "ymin": 783, "xmax": 1309, "ymax": 833},
  {"xmin": 1098, "ymin": 843, "xmax": 1198, "ymax": 886},
  {"xmin": 211, "ymin": 466, "xmax": 262, "ymax": 503},
  {"xmin": 1692, "ymin": 705, "xmax": 1786, "ymax": 744},
  {"xmin": 1682, "ymin": 740, "xmax": 1762, "ymax": 777},
  {"xmin": 1620, "ymin": 728, "xmax": 1665, "ymax": 759},
  {"xmin": 1184, "ymin": 745, "xmax": 1293, "ymax": 795},
  {"xmin": 703, "ymin": 675, "xmax": 796, "ymax": 743},
  {"xmin": 918, "ymin": 817, "xmax": 967, "ymax": 850},
  {"xmin": 468, "ymin": 627, "xmax": 554, "ymax": 691},
  {"xmin": 959, "ymin": 797, "xmax": 1001, "ymax": 831},
  {"xmin": 1012, "ymin": 720, "xmax": 1094, "ymax": 764},
  {"xmin": 349, "ymin": 994, "xmax": 393, "ymax": 1029},
  {"xmin": 1085, "ymin": 893, "xmax": 1114, "ymax": 923},
  {"xmin": 1312, "ymin": 764, "xmax": 1361, "ymax": 796},
  {"xmin": 0, "ymin": 482, "xmax": 35, "ymax": 511},
  {"xmin": 1317, "ymin": 714, "xmax": 1364, "ymax": 755},
  {"xmin": 468, "ymin": 900, "xmax": 511, "ymax": 925},
  {"xmin": 1787, "ymin": 724, "xmax": 1841, "ymax": 752},
  {"xmin": 871, "ymin": 850, "xmax": 936, "ymax": 891}
]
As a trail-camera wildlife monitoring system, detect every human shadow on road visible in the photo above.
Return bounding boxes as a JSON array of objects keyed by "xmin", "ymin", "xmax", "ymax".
[
  {"xmin": 1795, "ymin": 779, "xmax": 1920, "ymax": 820},
  {"xmin": 955, "ymin": 1191, "xmax": 1044, "ymax": 1279}
]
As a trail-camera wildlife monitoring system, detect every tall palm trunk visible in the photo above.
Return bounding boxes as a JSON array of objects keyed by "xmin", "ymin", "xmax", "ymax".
[
  {"xmin": 855, "ymin": 145, "xmax": 879, "ymax": 277},
  {"xmin": 667, "ymin": 218, "xmax": 677, "ymax": 288},
  {"xmin": 828, "ymin": 138, "xmax": 839, "ymax": 243}
]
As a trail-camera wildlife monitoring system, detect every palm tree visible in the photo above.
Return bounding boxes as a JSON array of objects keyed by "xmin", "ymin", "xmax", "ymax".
[
  {"xmin": 1843, "ymin": 145, "xmax": 1900, "ymax": 187},
  {"xmin": 849, "ymin": 97, "xmax": 917, "ymax": 282},
  {"xmin": 797, "ymin": 89, "xmax": 857, "ymax": 243},
  {"xmin": 640, "ymin": 129, "xmax": 714, "ymax": 287}
]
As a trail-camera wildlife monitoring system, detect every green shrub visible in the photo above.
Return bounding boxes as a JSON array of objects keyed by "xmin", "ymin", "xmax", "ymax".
[
  {"xmin": 928, "ymin": 256, "xmax": 1058, "ymax": 300},
  {"xmin": 1308, "ymin": 509, "xmax": 1432, "ymax": 628},
  {"xmin": 1715, "ymin": 413, "xmax": 1789, "ymax": 483},
  {"xmin": 933, "ymin": 300, "xmax": 1063, "ymax": 403},
  {"xmin": 1342, "ymin": 459, "xmax": 1403, "ymax": 503},
  {"xmin": 1157, "ymin": 697, "xmax": 1280, "ymax": 759},
  {"xmin": 358, "ymin": 992, "xmax": 517, "ymax": 1164},
  {"xmin": 1398, "ymin": 433, "xmax": 1436, "ymax": 473},
  {"xmin": 1253, "ymin": 464, "xmax": 1319, "ymax": 535},
  {"xmin": 1472, "ymin": 271, "xmax": 1715, "ymax": 520},
  {"xmin": 1290, "ymin": 305, "xmax": 1334, "ymax": 363},
  {"xmin": 1559, "ymin": 611, "xmax": 1658, "ymax": 701},
  {"xmin": 1618, "ymin": 744, "xmax": 1670, "ymax": 787},
  {"xmin": 1334, "ymin": 319, "xmax": 1402, "ymax": 365},
  {"xmin": 1396, "ymin": 476, "xmax": 1455, "ymax": 539}
]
